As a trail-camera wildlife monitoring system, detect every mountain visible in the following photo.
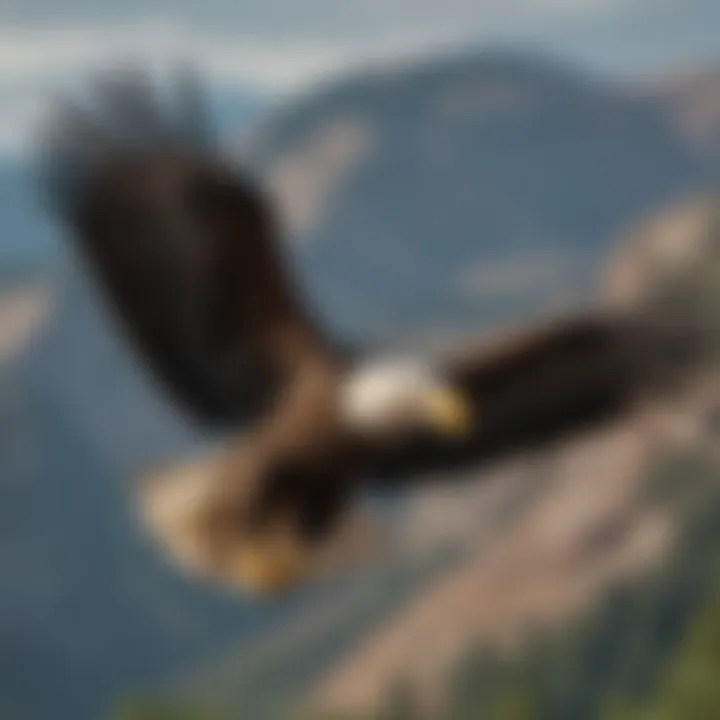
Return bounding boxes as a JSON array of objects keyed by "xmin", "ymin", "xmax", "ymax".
[
  {"xmin": 245, "ymin": 53, "xmax": 720, "ymax": 342},
  {"xmin": 0, "ymin": 273, "xmax": 308, "ymax": 720},
  {"xmin": 2, "ymin": 52, "xmax": 720, "ymax": 719}
]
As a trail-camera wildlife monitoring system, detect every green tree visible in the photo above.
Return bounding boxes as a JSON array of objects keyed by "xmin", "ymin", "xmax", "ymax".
[
  {"xmin": 113, "ymin": 697, "xmax": 224, "ymax": 720},
  {"xmin": 606, "ymin": 593, "xmax": 720, "ymax": 720}
]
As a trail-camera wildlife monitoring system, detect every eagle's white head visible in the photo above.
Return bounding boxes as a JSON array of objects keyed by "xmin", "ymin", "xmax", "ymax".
[{"xmin": 340, "ymin": 358, "xmax": 474, "ymax": 438}]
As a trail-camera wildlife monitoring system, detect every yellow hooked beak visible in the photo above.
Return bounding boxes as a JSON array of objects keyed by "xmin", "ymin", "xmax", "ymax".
[
  {"xmin": 229, "ymin": 533, "xmax": 313, "ymax": 597},
  {"xmin": 424, "ymin": 387, "xmax": 475, "ymax": 437}
]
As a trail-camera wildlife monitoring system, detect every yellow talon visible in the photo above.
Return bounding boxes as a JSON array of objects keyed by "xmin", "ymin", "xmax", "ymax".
[{"xmin": 231, "ymin": 535, "xmax": 311, "ymax": 596}]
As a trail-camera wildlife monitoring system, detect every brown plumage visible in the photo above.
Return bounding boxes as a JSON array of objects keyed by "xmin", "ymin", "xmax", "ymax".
[{"xmin": 39, "ymin": 70, "xmax": 706, "ymax": 596}]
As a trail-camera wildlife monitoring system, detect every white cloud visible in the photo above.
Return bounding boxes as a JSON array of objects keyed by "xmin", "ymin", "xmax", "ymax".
[
  {"xmin": 525, "ymin": 0, "xmax": 628, "ymax": 10},
  {"xmin": 0, "ymin": 0, "xmax": 640, "ymax": 36},
  {"xmin": 0, "ymin": 0, "xmax": 641, "ymax": 91},
  {"xmin": 0, "ymin": 22, "xmax": 474, "ymax": 93},
  {"xmin": 0, "ymin": 0, "xmax": 707, "ymax": 156},
  {"xmin": 0, "ymin": 20, "xmax": 483, "ymax": 156},
  {"xmin": 0, "ymin": 21, "xmax": 460, "ymax": 153}
]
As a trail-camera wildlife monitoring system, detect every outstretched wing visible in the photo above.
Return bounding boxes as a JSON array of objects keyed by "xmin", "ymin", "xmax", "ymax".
[
  {"xmin": 40, "ymin": 69, "xmax": 330, "ymax": 426},
  {"xmin": 366, "ymin": 311, "xmax": 692, "ymax": 483}
]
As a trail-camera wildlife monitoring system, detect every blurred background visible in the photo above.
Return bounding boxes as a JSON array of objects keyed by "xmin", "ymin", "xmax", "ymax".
[{"xmin": 2, "ymin": 1, "xmax": 720, "ymax": 718}]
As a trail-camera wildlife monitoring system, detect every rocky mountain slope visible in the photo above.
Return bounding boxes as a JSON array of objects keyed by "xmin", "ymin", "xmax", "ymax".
[{"xmin": 307, "ymin": 196, "xmax": 720, "ymax": 718}]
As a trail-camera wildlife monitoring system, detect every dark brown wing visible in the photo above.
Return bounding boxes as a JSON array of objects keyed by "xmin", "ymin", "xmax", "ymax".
[
  {"xmin": 40, "ymin": 70, "xmax": 330, "ymax": 426},
  {"xmin": 365, "ymin": 311, "xmax": 687, "ymax": 483}
]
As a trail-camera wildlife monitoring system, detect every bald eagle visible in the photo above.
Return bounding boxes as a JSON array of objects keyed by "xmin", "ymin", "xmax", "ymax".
[{"xmin": 39, "ymin": 71, "xmax": 702, "ymax": 597}]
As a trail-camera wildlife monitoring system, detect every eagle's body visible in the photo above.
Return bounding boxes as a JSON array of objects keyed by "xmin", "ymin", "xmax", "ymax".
[{"xmin": 40, "ymin": 70, "xmax": 707, "ymax": 596}]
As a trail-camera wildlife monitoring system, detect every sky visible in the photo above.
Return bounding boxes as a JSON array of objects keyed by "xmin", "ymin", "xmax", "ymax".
[{"xmin": 0, "ymin": 0, "xmax": 717, "ymax": 155}]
